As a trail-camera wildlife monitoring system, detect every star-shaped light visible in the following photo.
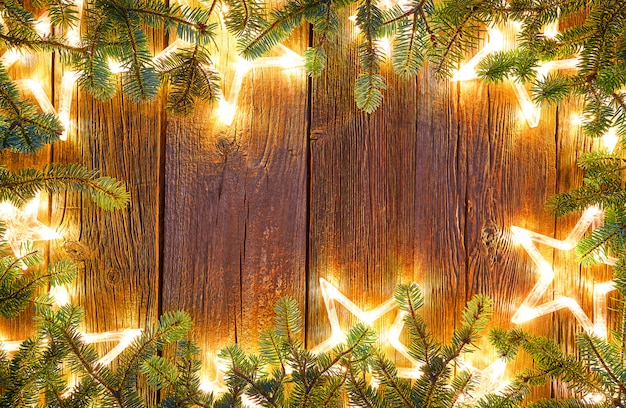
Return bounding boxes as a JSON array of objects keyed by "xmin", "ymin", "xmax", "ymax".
[
  {"xmin": 451, "ymin": 21, "xmax": 579, "ymax": 128},
  {"xmin": 311, "ymin": 278, "xmax": 398, "ymax": 353},
  {"xmin": 456, "ymin": 358, "xmax": 508, "ymax": 401},
  {"xmin": 2, "ymin": 327, "xmax": 142, "ymax": 399},
  {"xmin": 1, "ymin": 0, "xmax": 84, "ymax": 140},
  {"xmin": 150, "ymin": 35, "xmax": 304, "ymax": 126},
  {"xmin": 150, "ymin": 0, "xmax": 305, "ymax": 126},
  {"xmin": 1, "ymin": 327, "xmax": 142, "ymax": 363},
  {"xmin": 0, "ymin": 194, "xmax": 61, "ymax": 260},
  {"xmin": 511, "ymin": 206, "xmax": 616, "ymax": 338}
]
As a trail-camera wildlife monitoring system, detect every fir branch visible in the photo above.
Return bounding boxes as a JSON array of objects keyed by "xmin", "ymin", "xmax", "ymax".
[
  {"xmin": 0, "ymin": 163, "xmax": 130, "ymax": 210},
  {"xmin": 578, "ymin": 333, "xmax": 626, "ymax": 396}
]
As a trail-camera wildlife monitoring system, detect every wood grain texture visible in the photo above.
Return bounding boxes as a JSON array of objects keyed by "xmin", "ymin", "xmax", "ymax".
[
  {"xmin": 48, "ymin": 22, "xmax": 165, "ymax": 337},
  {"xmin": 0, "ymin": 7, "xmax": 615, "ymax": 404},
  {"xmin": 161, "ymin": 29, "xmax": 308, "ymax": 378},
  {"xmin": 0, "ymin": 46, "xmax": 53, "ymax": 342}
]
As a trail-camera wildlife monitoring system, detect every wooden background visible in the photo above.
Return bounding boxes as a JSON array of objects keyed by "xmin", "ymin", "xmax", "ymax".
[{"xmin": 0, "ymin": 7, "xmax": 613, "ymax": 401}]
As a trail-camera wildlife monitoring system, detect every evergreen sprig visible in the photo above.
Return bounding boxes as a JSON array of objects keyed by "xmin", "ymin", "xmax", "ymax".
[{"xmin": 0, "ymin": 163, "xmax": 130, "ymax": 210}]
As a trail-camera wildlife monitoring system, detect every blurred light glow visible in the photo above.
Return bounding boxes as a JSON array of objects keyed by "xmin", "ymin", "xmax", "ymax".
[
  {"xmin": 50, "ymin": 285, "xmax": 70, "ymax": 306},
  {"xmin": 451, "ymin": 28, "xmax": 504, "ymax": 81},
  {"xmin": 603, "ymin": 127, "xmax": 619, "ymax": 152},
  {"xmin": 457, "ymin": 358, "xmax": 508, "ymax": 401},
  {"xmin": 511, "ymin": 207, "xmax": 617, "ymax": 337},
  {"xmin": 451, "ymin": 18, "xmax": 578, "ymax": 128},
  {"xmin": 0, "ymin": 193, "xmax": 61, "ymax": 261}
]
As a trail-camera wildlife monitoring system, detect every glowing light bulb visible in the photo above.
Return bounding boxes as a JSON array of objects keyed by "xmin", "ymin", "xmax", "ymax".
[
  {"xmin": 108, "ymin": 58, "xmax": 127, "ymax": 74},
  {"xmin": 451, "ymin": 28, "xmax": 503, "ymax": 81},
  {"xmin": 50, "ymin": 285, "xmax": 70, "ymax": 306},
  {"xmin": 603, "ymin": 127, "xmax": 619, "ymax": 152},
  {"xmin": 217, "ymin": 98, "xmax": 237, "ymax": 126}
]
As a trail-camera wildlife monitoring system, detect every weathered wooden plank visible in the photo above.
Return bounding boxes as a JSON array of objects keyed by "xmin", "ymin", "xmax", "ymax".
[
  {"xmin": 48, "ymin": 32, "xmax": 165, "ymax": 401},
  {"xmin": 456, "ymin": 74, "xmax": 559, "ymax": 399},
  {"xmin": 161, "ymin": 29, "xmax": 308, "ymax": 380},
  {"xmin": 308, "ymin": 9, "xmax": 461, "ymax": 365},
  {"xmin": 0, "ymin": 47, "xmax": 53, "ymax": 342}
]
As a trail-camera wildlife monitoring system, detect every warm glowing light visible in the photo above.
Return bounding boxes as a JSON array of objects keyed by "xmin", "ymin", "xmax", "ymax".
[
  {"xmin": 199, "ymin": 353, "xmax": 231, "ymax": 396},
  {"xmin": 451, "ymin": 28, "xmax": 504, "ymax": 81},
  {"xmin": 0, "ymin": 193, "xmax": 61, "ymax": 261},
  {"xmin": 58, "ymin": 71, "xmax": 80, "ymax": 140},
  {"xmin": 50, "ymin": 285, "xmax": 71, "ymax": 306},
  {"xmin": 108, "ymin": 58, "xmax": 127, "ymax": 74},
  {"xmin": 511, "ymin": 207, "xmax": 616, "ymax": 337},
  {"xmin": 34, "ymin": 14, "xmax": 52, "ymax": 36},
  {"xmin": 216, "ymin": 98, "xmax": 237, "ymax": 125},
  {"xmin": 86, "ymin": 329, "xmax": 142, "ymax": 366},
  {"xmin": 511, "ymin": 81, "xmax": 541, "ymax": 128},
  {"xmin": 15, "ymin": 79, "xmax": 55, "ymax": 113},
  {"xmin": 583, "ymin": 393, "xmax": 605, "ymax": 403},
  {"xmin": 377, "ymin": 37, "xmax": 392, "ymax": 56},
  {"xmin": 1, "ymin": 328, "xmax": 141, "ymax": 359},
  {"xmin": 451, "ymin": 18, "xmax": 578, "ymax": 128},
  {"xmin": 217, "ymin": 44, "xmax": 304, "ymax": 124},
  {"xmin": 536, "ymin": 58, "xmax": 579, "ymax": 80},
  {"xmin": 1, "ymin": 49, "xmax": 21, "ymax": 68},
  {"xmin": 542, "ymin": 20, "xmax": 559, "ymax": 39},
  {"xmin": 387, "ymin": 311, "xmax": 424, "ymax": 377},
  {"xmin": 153, "ymin": 38, "xmax": 191, "ymax": 63},
  {"xmin": 457, "ymin": 358, "xmax": 508, "ymax": 401},
  {"xmin": 150, "ymin": 36, "xmax": 304, "ymax": 126},
  {"xmin": 603, "ymin": 127, "xmax": 619, "ymax": 152},
  {"xmin": 311, "ymin": 278, "xmax": 397, "ymax": 353},
  {"xmin": 593, "ymin": 282, "xmax": 616, "ymax": 338}
]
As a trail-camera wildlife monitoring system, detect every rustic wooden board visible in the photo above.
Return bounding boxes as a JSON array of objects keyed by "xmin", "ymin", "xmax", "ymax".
[
  {"xmin": 0, "ymin": 5, "xmax": 612, "ymax": 404},
  {"xmin": 0, "ymin": 46, "xmax": 53, "ymax": 342},
  {"xmin": 48, "ymin": 32, "xmax": 165, "ymax": 397},
  {"xmin": 456, "ymin": 76, "xmax": 559, "ymax": 398},
  {"xmin": 161, "ymin": 29, "xmax": 309, "ymax": 379},
  {"xmin": 307, "ymin": 9, "xmax": 464, "ymax": 364}
]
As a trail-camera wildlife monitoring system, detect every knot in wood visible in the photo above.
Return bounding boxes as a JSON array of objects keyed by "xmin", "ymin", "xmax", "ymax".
[
  {"xmin": 105, "ymin": 268, "xmax": 122, "ymax": 286},
  {"xmin": 63, "ymin": 240, "xmax": 89, "ymax": 262}
]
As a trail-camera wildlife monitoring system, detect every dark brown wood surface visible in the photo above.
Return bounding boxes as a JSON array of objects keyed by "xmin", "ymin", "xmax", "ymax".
[
  {"xmin": 0, "ymin": 9, "xmax": 611, "ymax": 403},
  {"xmin": 161, "ymin": 30, "xmax": 309, "ymax": 380}
]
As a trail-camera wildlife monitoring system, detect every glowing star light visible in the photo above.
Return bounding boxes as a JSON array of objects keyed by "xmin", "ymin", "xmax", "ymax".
[
  {"xmin": 312, "ymin": 278, "xmax": 398, "ymax": 353},
  {"xmin": 213, "ymin": 43, "xmax": 305, "ymax": 126},
  {"xmin": 511, "ymin": 206, "xmax": 616, "ymax": 337},
  {"xmin": 451, "ymin": 21, "xmax": 579, "ymax": 128},
  {"xmin": 1, "ymin": 0, "xmax": 84, "ymax": 141},
  {"xmin": 1, "ymin": 328, "xmax": 142, "ymax": 363},
  {"xmin": 1, "ymin": 328, "xmax": 142, "ymax": 399},
  {"xmin": 0, "ymin": 194, "xmax": 61, "ymax": 260}
]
